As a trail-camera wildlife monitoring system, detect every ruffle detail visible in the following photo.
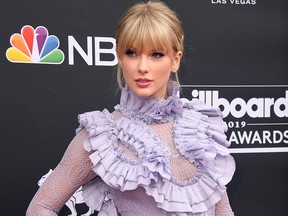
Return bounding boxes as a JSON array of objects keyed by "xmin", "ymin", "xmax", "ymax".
[
  {"xmin": 77, "ymin": 98, "xmax": 235, "ymax": 215},
  {"xmin": 146, "ymin": 99, "xmax": 235, "ymax": 213},
  {"xmin": 115, "ymin": 117, "xmax": 171, "ymax": 180},
  {"xmin": 82, "ymin": 177, "xmax": 118, "ymax": 215},
  {"xmin": 115, "ymin": 81, "xmax": 183, "ymax": 124},
  {"xmin": 77, "ymin": 110, "xmax": 171, "ymax": 192}
]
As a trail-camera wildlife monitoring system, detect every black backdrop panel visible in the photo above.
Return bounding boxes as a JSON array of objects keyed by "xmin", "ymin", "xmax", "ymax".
[{"xmin": 0, "ymin": 0, "xmax": 287, "ymax": 215}]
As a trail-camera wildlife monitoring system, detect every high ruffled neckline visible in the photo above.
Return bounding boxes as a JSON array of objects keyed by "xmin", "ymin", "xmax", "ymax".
[{"xmin": 115, "ymin": 81, "xmax": 184, "ymax": 124}]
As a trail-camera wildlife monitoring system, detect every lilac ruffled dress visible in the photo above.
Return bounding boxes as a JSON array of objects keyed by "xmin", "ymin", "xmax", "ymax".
[{"xmin": 76, "ymin": 82, "xmax": 235, "ymax": 216}]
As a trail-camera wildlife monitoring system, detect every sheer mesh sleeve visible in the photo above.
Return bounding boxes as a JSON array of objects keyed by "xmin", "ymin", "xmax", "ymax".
[
  {"xmin": 26, "ymin": 130, "xmax": 97, "ymax": 216},
  {"xmin": 215, "ymin": 191, "xmax": 235, "ymax": 216}
]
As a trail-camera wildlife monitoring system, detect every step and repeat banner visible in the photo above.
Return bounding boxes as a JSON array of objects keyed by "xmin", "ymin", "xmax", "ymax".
[{"xmin": 0, "ymin": 0, "xmax": 287, "ymax": 215}]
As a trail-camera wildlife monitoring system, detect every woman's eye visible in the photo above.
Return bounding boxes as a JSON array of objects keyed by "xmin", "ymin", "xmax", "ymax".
[
  {"xmin": 125, "ymin": 49, "xmax": 137, "ymax": 57},
  {"xmin": 151, "ymin": 52, "xmax": 165, "ymax": 58}
]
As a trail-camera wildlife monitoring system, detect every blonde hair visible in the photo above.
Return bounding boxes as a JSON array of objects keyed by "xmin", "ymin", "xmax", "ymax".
[{"xmin": 116, "ymin": 0, "xmax": 184, "ymax": 88}]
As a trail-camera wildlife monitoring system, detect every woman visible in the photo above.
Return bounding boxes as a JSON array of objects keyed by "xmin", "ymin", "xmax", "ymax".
[{"xmin": 26, "ymin": 1, "xmax": 235, "ymax": 215}]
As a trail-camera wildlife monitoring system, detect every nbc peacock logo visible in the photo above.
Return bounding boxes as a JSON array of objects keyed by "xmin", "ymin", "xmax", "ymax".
[{"xmin": 6, "ymin": 25, "xmax": 64, "ymax": 64}]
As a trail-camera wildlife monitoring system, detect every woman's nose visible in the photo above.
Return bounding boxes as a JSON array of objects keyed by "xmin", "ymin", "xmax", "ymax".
[{"xmin": 138, "ymin": 56, "xmax": 149, "ymax": 73}]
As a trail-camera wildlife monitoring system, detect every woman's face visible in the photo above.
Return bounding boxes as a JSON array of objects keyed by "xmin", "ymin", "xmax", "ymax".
[{"xmin": 118, "ymin": 45, "xmax": 182, "ymax": 99}]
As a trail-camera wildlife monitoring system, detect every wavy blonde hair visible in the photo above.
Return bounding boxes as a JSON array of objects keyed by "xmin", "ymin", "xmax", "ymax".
[{"xmin": 116, "ymin": 0, "xmax": 184, "ymax": 88}]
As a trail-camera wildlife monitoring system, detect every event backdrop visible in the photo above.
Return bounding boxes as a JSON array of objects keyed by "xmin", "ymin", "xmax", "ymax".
[{"xmin": 0, "ymin": 0, "xmax": 287, "ymax": 215}]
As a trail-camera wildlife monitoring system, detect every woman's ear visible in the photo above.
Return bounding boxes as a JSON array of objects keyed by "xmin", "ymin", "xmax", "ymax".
[
  {"xmin": 116, "ymin": 48, "xmax": 122, "ymax": 67},
  {"xmin": 117, "ymin": 54, "xmax": 122, "ymax": 67},
  {"xmin": 171, "ymin": 51, "xmax": 182, "ymax": 72},
  {"xmin": 118, "ymin": 59, "xmax": 122, "ymax": 67}
]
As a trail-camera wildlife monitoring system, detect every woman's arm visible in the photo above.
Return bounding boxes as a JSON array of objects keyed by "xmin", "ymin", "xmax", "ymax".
[
  {"xmin": 215, "ymin": 191, "xmax": 235, "ymax": 216},
  {"xmin": 26, "ymin": 130, "xmax": 97, "ymax": 216}
]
